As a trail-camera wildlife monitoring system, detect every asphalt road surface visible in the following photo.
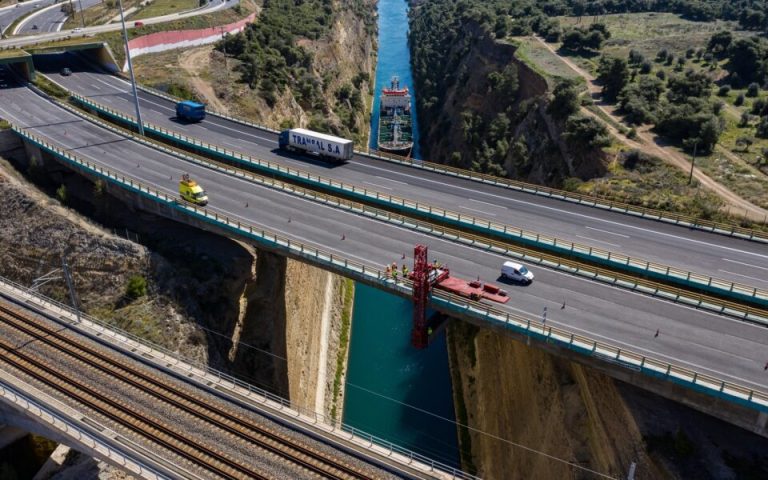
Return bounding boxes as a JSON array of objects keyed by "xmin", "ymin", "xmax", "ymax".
[
  {"xmin": 34, "ymin": 52, "xmax": 768, "ymax": 293},
  {"xmin": 0, "ymin": 0, "xmax": 55, "ymax": 34},
  {"xmin": 16, "ymin": 0, "xmax": 102, "ymax": 34},
  {"xmin": 1, "ymin": 68, "xmax": 767, "ymax": 396}
]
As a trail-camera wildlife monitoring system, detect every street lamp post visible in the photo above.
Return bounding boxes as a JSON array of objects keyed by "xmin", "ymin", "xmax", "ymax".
[{"xmin": 117, "ymin": 0, "xmax": 144, "ymax": 136}]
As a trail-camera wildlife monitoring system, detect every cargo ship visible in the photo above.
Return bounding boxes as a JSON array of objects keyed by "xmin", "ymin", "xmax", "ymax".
[{"xmin": 377, "ymin": 76, "xmax": 413, "ymax": 155}]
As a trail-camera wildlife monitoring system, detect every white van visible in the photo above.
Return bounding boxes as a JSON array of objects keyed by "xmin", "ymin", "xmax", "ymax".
[{"xmin": 501, "ymin": 261, "xmax": 534, "ymax": 284}]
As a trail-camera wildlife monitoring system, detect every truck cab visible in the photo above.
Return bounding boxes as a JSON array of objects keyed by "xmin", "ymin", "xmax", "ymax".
[
  {"xmin": 175, "ymin": 100, "xmax": 206, "ymax": 122},
  {"xmin": 278, "ymin": 130, "xmax": 290, "ymax": 150},
  {"xmin": 179, "ymin": 174, "xmax": 208, "ymax": 206}
]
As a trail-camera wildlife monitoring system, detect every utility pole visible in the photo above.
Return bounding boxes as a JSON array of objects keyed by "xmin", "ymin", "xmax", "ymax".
[
  {"xmin": 117, "ymin": 0, "xmax": 144, "ymax": 136},
  {"xmin": 77, "ymin": 0, "xmax": 86, "ymax": 28},
  {"xmin": 688, "ymin": 141, "xmax": 698, "ymax": 185},
  {"xmin": 61, "ymin": 257, "xmax": 81, "ymax": 323}
]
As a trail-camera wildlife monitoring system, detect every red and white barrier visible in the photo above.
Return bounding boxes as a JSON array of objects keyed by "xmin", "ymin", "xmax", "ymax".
[{"xmin": 123, "ymin": 12, "xmax": 256, "ymax": 70}]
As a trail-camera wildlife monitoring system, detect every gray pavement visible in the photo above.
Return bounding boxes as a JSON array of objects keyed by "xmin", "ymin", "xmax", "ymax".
[
  {"xmin": 15, "ymin": 0, "xmax": 102, "ymax": 34},
  {"xmin": 1, "ymin": 71, "xmax": 767, "ymax": 395},
  {"xmin": 0, "ymin": 0, "xmax": 55, "ymax": 35},
  {"xmin": 35, "ymin": 52, "xmax": 768, "ymax": 292}
]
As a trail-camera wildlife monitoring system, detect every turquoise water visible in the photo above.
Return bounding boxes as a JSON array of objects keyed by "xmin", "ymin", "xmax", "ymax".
[
  {"xmin": 343, "ymin": 283, "xmax": 459, "ymax": 467},
  {"xmin": 368, "ymin": 0, "xmax": 422, "ymax": 159}
]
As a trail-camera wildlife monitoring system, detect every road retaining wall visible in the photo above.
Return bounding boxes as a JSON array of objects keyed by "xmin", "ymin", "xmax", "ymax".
[{"xmin": 123, "ymin": 12, "xmax": 256, "ymax": 70}]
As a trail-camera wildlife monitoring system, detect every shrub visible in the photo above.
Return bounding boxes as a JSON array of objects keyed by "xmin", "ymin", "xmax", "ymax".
[
  {"xmin": 640, "ymin": 61, "xmax": 652, "ymax": 74},
  {"xmin": 739, "ymin": 111, "xmax": 751, "ymax": 127},
  {"xmin": 747, "ymin": 82, "xmax": 760, "ymax": 97},
  {"xmin": 735, "ymin": 93, "xmax": 745, "ymax": 106},
  {"xmin": 563, "ymin": 115, "xmax": 611, "ymax": 149},
  {"xmin": 717, "ymin": 85, "xmax": 731, "ymax": 97},
  {"xmin": 126, "ymin": 276, "xmax": 148, "ymax": 299},
  {"xmin": 757, "ymin": 116, "xmax": 768, "ymax": 138},
  {"xmin": 56, "ymin": 184, "xmax": 67, "ymax": 203}
]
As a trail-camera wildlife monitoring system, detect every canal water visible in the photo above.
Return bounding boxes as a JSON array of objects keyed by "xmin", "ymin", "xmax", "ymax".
[
  {"xmin": 344, "ymin": 0, "xmax": 457, "ymax": 468},
  {"xmin": 368, "ymin": 0, "xmax": 422, "ymax": 159},
  {"xmin": 343, "ymin": 283, "xmax": 459, "ymax": 467}
]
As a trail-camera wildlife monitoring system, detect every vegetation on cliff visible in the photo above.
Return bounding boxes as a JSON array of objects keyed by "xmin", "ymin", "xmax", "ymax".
[
  {"xmin": 410, "ymin": 0, "xmax": 609, "ymax": 183},
  {"xmin": 216, "ymin": 0, "xmax": 376, "ymax": 140}
]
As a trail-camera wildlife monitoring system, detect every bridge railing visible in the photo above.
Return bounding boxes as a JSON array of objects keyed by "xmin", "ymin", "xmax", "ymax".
[
  {"xmin": 45, "ymin": 97, "xmax": 768, "ymax": 324},
  {"xmin": 12, "ymin": 124, "xmax": 768, "ymax": 418},
  {"xmin": 134, "ymin": 84, "xmax": 768, "ymax": 242},
  {"xmin": 69, "ymin": 94, "xmax": 768, "ymax": 309},
  {"xmin": 0, "ymin": 273, "xmax": 477, "ymax": 480}
]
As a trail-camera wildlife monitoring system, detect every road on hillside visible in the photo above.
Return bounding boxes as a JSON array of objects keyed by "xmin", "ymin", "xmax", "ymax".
[
  {"xmin": 34, "ymin": 52, "xmax": 768, "ymax": 293},
  {"xmin": 1, "ymin": 67, "xmax": 767, "ymax": 396},
  {"xmin": 15, "ymin": 0, "xmax": 102, "ymax": 34},
  {"xmin": 0, "ymin": 0, "xmax": 55, "ymax": 35}
]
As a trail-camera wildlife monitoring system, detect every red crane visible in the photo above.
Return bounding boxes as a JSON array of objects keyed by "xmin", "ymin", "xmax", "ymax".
[{"xmin": 411, "ymin": 244, "xmax": 430, "ymax": 349}]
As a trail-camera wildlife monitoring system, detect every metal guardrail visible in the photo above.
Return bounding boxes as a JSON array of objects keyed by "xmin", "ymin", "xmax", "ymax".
[
  {"xmin": 70, "ymin": 94, "xmax": 768, "ymax": 309},
  {"xmin": 0, "ymin": 276, "xmax": 476, "ymax": 480},
  {"xmin": 51, "ymin": 96, "xmax": 768, "ymax": 324},
  {"xmin": 11, "ymin": 124, "xmax": 768, "ymax": 416},
  {"xmin": 135, "ymin": 83, "xmax": 768, "ymax": 243}
]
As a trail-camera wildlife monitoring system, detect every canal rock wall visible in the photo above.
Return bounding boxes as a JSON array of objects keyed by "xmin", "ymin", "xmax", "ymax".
[
  {"xmin": 447, "ymin": 321, "xmax": 664, "ymax": 480},
  {"xmin": 412, "ymin": 16, "xmax": 606, "ymax": 184}
]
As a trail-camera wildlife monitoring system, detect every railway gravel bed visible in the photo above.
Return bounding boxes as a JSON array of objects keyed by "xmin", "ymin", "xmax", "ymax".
[{"xmin": 0, "ymin": 298, "xmax": 402, "ymax": 479}]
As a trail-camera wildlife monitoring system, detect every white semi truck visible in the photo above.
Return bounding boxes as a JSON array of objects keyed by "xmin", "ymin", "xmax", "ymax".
[{"xmin": 278, "ymin": 128, "xmax": 354, "ymax": 162}]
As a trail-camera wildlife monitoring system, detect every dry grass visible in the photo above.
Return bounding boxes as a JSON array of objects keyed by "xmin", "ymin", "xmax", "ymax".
[{"xmin": 131, "ymin": 0, "xmax": 201, "ymax": 21}]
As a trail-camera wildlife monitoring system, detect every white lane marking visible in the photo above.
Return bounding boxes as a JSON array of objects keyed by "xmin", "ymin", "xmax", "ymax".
[
  {"xmin": 363, "ymin": 181, "xmax": 392, "ymax": 190},
  {"xmin": 14, "ymin": 115, "xmax": 768, "ymax": 389},
  {"xmin": 459, "ymin": 205, "xmax": 495, "ymax": 216},
  {"xmin": 718, "ymin": 270, "xmax": 765, "ymax": 284},
  {"xmin": 585, "ymin": 226, "xmax": 630, "ymax": 238},
  {"xmin": 358, "ymin": 161, "xmax": 768, "ymax": 261},
  {"xmin": 722, "ymin": 258, "xmax": 768, "ymax": 272},
  {"xmin": 376, "ymin": 175, "xmax": 408, "ymax": 185},
  {"xmin": 469, "ymin": 198, "xmax": 506, "ymax": 209},
  {"xmin": 83, "ymin": 73, "xmax": 279, "ymax": 143},
  {"xmin": 545, "ymin": 318, "xmax": 767, "ymax": 390},
  {"xmin": 575, "ymin": 235, "xmax": 620, "ymax": 248}
]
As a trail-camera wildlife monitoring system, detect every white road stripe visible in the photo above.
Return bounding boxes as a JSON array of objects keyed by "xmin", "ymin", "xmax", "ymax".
[
  {"xmin": 459, "ymin": 205, "xmax": 496, "ymax": 216},
  {"xmin": 718, "ymin": 269, "xmax": 765, "ymax": 284},
  {"xmin": 358, "ymin": 162, "xmax": 768, "ymax": 261},
  {"xmin": 585, "ymin": 226, "xmax": 630, "ymax": 238},
  {"xmin": 722, "ymin": 258, "xmax": 768, "ymax": 272},
  {"xmin": 469, "ymin": 198, "xmax": 506, "ymax": 209},
  {"xmin": 576, "ymin": 235, "xmax": 620, "ymax": 248},
  {"xmin": 363, "ymin": 181, "xmax": 392, "ymax": 190},
  {"xmin": 376, "ymin": 175, "xmax": 407, "ymax": 185}
]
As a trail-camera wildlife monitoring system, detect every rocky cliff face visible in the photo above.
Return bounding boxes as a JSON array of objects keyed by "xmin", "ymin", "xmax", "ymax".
[
  {"xmin": 412, "ymin": 16, "xmax": 605, "ymax": 184},
  {"xmin": 447, "ymin": 322, "xmax": 664, "ymax": 479}
]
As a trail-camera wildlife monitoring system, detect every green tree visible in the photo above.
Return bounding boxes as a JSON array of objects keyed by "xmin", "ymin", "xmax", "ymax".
[
  {"xmin": 547, "ymin": 79, "xmax": 581, "ymax": 119},
  {"xmin": 597, "ymin": 56, "xmax": 629, "ymax": 102},
  {"xmin": 126, "ymin": 275, "xmax": 148, "ymax": 299},
  {"xmin": 563, "ymin": 115, "xmax": 611, "ymax": 150}
]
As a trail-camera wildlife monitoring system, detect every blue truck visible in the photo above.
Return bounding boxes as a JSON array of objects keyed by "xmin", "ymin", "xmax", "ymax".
[{"xmin": 175, "ymin": 100, "xmax": 206, "ymax": 122}]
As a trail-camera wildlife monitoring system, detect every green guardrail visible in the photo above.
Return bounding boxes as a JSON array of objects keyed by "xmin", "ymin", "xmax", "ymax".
[
  {"xmin": 11, "ymin": 123, "xmax": 768, "ymax": 416},
  {"xmin": 48, "ymin": 96, "xmax": 768, "ymax": 326},
  {"xmin": 135, "ymin": 82, "xmax": 768, "ymax": 244},
  {"xmin": 70, "ymin": 94, "xmax": 768, "ymax": 310}
]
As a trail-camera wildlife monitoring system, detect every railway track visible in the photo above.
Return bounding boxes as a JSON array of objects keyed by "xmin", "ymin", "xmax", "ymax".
[{"xmin": 0, "ymin": 300, "xmax": 379, "ymax": 480}]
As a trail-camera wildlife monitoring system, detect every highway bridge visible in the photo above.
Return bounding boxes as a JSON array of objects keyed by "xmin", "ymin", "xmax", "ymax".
[
  {"xmin": 1, "ymin": 59, "xmax": 768, "ymax": 437},
  {"xmin": 0, "ymin": 276, "xmax": 460, "ymax": 479},
  {"xmin": 32, "ymin": 52, "xmax": 768, "ymax": 298}
]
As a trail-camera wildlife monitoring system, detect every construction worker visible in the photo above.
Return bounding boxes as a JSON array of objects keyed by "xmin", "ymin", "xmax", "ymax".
[
  {"xmin": 393, "ymin": 269, "xmax": 399, "ymax": 281},
  {"xmin": 402, "ymin": 264, "xmax": 409, "ymax": 277},
  {"xmin": 385, "ymin": 265, "xmax": 391, "ymax": 278}
]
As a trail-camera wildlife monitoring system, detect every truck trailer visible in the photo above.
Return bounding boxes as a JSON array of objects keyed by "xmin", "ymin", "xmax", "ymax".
[
  {"xmin": 278, "ymin": 128, "xmax": 353, "ymax": 162},
  {"xmin": 176, "ymin": 100, "xmax": 206, "ymax": 122}
]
